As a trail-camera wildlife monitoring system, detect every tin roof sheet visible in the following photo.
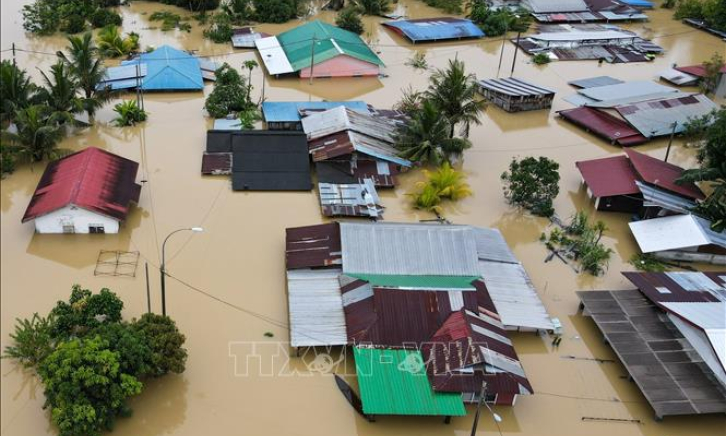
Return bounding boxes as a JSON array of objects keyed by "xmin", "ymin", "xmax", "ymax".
[
  {"xmin": 286, "ymin": 222, "xmax": 342, "ymax": 269},
  {"xmin": 201, "ymin": 152, "xmax": 231, "ymax": 175},
  {"xmin": 315, "ymin": 159, "xmax": 399, "ymax": 188},
  {"xmin": 477, "ymin": 77, "xmax": 556, "ymax": 97},
  {"xmin": 98, "ymin": 64, "xmax": 147, "ymax": 90},
  {"xmin": 525, "ymin": 0, "xmax": 588, "ymax": 13},
  {"xmin": 231, "ymin": 27, "xmax": 269, "ymax": 48},
  {"xmin": 659, "ymin": 68, "xmax": 700, "ymax": 86},
  {"xmin": 339, "ymin": 222, "xmax": 480, "ymax": 276},
  {"xmin": 576, "ymin": 154, "xmax": 640, "ymax": 197},
  {"xmin": 624, "ymin": 149, "xmax": 704, "ymax": 200},
  {"xmin": 353, "ymin": 347, "xmax": 467, "ymax": 416},
  {"xmin": 302, "ymin": 106, "xmax": 399, "ymax": 144},
  {"xmin": 23, "ymin": 147, "xmax": 141, "ymax": 222},
  {"xmin": 558, "ymin": 106, "xmax": 648, "ymax": 145},
  {"xmin": 568, "ymin": 75, "xmax": 624, "ymax": 89},
  {"xmin": 529, "ymin": 30, "xmax": 637, "ymax": 41},
  {"xmin": 637, "ymin": 181, "xmax": 697, "ymax": 214},
  {"xmin": 212, "ymin": 119, "xmax": 242, "ymax": 130},
  {"xmin": 675, "ymin": 64, "xmax": 726, "ymax": 78},
  {"xmin": 629, "ymin": 215, "xmax": 726, "ymax": 253},
  {"xmin": 381, "ymin": 17, "xmax": 484, "ymax": 42},
  {"xmin": 262, "ymin": 101, "xmax": 369, "ymax": 123},
  {"xmin": 255, "ymin": 36, "xmax": 295, "ymax": 75},
  {"xmin": 616, "ymin": 94, "xmax": 719, "ymax": 138},
  {"xmin": 472, "ymin": 227, "xmax": 519, "ymax": 264},
  {"xmin": 318, "ymin": 179, "xmax": 383, "ymax": 218},
  {"xmin": 124, "ymin": 45, "xmax": 204, "ymax": 91},
  {"xmin": 286, "ymin": 268, "xmax": 347, "ymax": 347},
  {"xmin": 346, "ymin": 274, "xmax": 479, "ymax": 290},
  {"xmin": 623, "ymin": 272, "xmax": 724, "ymax": 305},
  {"xmin": 575, "ymin": 80, "xmax": 679, "ymax": 104},
  {"xmin": 308, "ymin": 130, "xmax": 411, "ymax": 167}
]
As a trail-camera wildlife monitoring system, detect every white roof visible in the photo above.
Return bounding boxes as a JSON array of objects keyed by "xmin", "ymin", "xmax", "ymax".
[
  {"xmin": 529, "ymin": 30, "xmax": 637, "ymax": 42},
  {"xmin": 659, "ymin": 68, "xmax": 699, "ymax": 86},
  {"xmin": 663, "ymin": 302, "xmax": 726, "ymax": 378},
  {"xmin": 286, "ymin": 268, "xmax": 347, "ymax": 347},
  {"xmin": 255, "ymin": 36, "xmax": 294, "ymax": 75},
  {"xmin": 629, "ymin": 215, "xmax": 713, "ymax": 253}
]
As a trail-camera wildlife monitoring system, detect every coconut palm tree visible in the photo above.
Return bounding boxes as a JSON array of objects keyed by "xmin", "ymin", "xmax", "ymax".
[
  {"xmin": 395, "ymin": 100, "xmax": 471, "ymax": 165},
  {"xmin": 425, "ymin": 58, "xmax": 486, "ymax": 138},
  {"xmin": 1, "ymin": 106, "xmax": 65, "ymax": 162},
  {"xmin": 57, "ymin": 33, "xmax": 109, "ymax": 123},
  {"xmin": 97, "ymin": 26, "xmax": 139, "ymax": 58},
  {"xmin": 420, "ymin": 162, "xmax": 472, "ymax": 201},
  {"xmin": 37, "ymin": 61, "xmax": 83, "ymax": 125},
  {"xmin": 0, "ymin": 60, "xmax": 39, "ymax": 124},
  {"xmin": 242, "ymin": 59, "xmax": 258, "ymax": 106}
]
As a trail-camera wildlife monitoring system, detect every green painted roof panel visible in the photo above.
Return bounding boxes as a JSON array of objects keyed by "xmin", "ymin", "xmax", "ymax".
[
  {"xmin": 277, "ymin": 20, "xmax": 383, "ymax": 71},
  {"xmin": 353, "ymin": 347, "xmax": 466, "ymax": 416},
  {"xmin": 346, "ymin": 274, "xmax": 479, "ymax": 290}
]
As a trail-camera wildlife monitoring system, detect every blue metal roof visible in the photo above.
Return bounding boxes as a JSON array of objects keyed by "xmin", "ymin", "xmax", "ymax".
[
  {"xmin": 123, "ymin": 45, "xmax": 204, "ymax": 91},
  {"xmin": 262, "ymin": 101, "xmax": 370, "ymax": 123},
  {"xmin": 619, "ymin": 0, "xmax": 653, "ymax": 7},
  {"xmin": 382, "ymin": 18, "xmax": 484, "ymax": 42}
]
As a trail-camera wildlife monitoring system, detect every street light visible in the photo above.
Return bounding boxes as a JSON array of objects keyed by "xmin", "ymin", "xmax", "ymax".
[{"xmin": 160, "ymin": 227, "xmax": 204, "ymax": 316}]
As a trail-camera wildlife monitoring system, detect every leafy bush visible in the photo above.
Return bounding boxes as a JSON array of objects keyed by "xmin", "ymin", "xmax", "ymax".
[
  {"xmin": 422, "ymin": 0, "xmax": 462, "ymax": 14},
  {"xmin": 150, "ymin": 11, "xmax": 191, "ymax": 32},
  {"xmin": 336, "ymin": 7, "xmax": 364, "ymax": 34},
  {"xmin": 467, "ymin": 1, "xmax": 531, "ymax": 36},
  {"xmin": 252, "ymin": 0, "xmax": 300, "ymax": 23},
  {"xmin": 205, "ymin": 63, "xmax": 250, "ymax": 118},
  {"xmin": 533, "ymin": 53, "xmax": 551, "ymax": 64},
  {"xmin": 49, "ymin": 285, "xmax": 124, "ymax": 338},
  {"xmin": 501, "ymin": 156, "xmax": 560, "ymax": 217},
  {"xmin": 91, "ymin": 9, "xmax": 122, "ymax": 28},
  {"xmin": 62, "ymin": 14, "xmax": 86, "ymax": 34},
  {"xmin": 4, "ymin": 314, "xmax": 56, "ymax": 367},
  {"xmin": 412, "ymin": 163, "xmax": 472, "ymax": 214},
  {"xmin": 542, "ymin": 212, "xmax": 613, "ymax": 275},
  {"xmin": 238, "ymin": 106, "xmax": 261, "ymax": 129},
  {"xmin": 133, "ymin": 314, "xmax": 188, "ymax": 377},
  {"xmin": 629, "ymin": 253, "xmax": 668, "ymax": 272},
  {"xmin": 113, "ymin": 100, "xmax": 148, "ymax": 126},
  {"xmin": 97, "ymin": 26, "xmax": 140, "ymax": 57},
  {"xmin": 203, "ymin": 12, "xmax": 234, "ymax": 42},
  {"xmin": 351, "ymin": 0, "xmax": 391, "ymax": 15},
  {"xmin": 144, "ymin": 0, "xmax": 220, "ymax": 11},
  {"xmin": 406, "ymin": 51, "xmax": 428, "ymax": 70},
  {"xmin": 674, "ymin": 0, "xmax": 726, "ymax": 32}
]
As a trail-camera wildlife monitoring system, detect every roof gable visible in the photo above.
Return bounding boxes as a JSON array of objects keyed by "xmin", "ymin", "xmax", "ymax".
[
  {"xmin": 624, "ymin": 149, "xmax": 704, "ymax": 200},
  {"xmin": 133, "ymin": 45, "xmax": 204, "ymax": 90}
]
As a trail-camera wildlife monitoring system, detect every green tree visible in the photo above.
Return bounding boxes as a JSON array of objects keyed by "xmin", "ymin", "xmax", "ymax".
[
  {"xmin": 352, "ymin": 0, "xmax": 391, "ymax": 15},
  {"xmin": 3, "ymin": 313, "xmax": 56, "ymax": 368},
  {"xmin": 425, "ymin": 58, "xmax": 486, "ymax": 138},
  {"xmin": 113, "ymin": 100, "xmax": 148, "ymax": 126},
  {"xmin": 49, "ymin": 285, "xmax": 124, "ymax": 338},
  {"xmin": 133, "ymin": 313, "xmax": 188, "ymax": 377},
  {"xmin": 422, "ymin": 0, "xmax": 462, "ymax": 14},
  {"xmin": 700, "ymin": 52, "xmax": 725, "ymax": 95},
  {"xmin": 336, "ymin": 7, "xmax": 364, "ymax": 34},
  {"xmin": 0, "ymin": 60, "xmax": 39, "ymax": 124},
  {"xmin": 243, "ymin": 59, "xmax": 258, "ymax": 105},
  {"xmin": 97, "ymin": 26, "xmax": 140, "ymax": 58},
  {"xmin": 501, "ymin": 156, "xmax": 560, "ymax": 217},
  {"xmin": 89, "ymin": 322, "xmax": 153, "ymax": 377},
  {"xmin": 252, "ymin": 0, "xmax": 300, "ymax": 23},
  {"xmin": 393, "ymin": 85, "xmax": 424, "ymax": 115},
  {"xmin": 57, "ymin": 33, "xmax": 109, "ymax": 123},
  {"xmin": 38, "ymin": 336, "xmax": 143, "ymax": 436},
  {"xmin": 204, "ymin": 63, "xmax": 249, "ymax": 118},
  {"xmin": 90, "ymin": 9, "xmax": 122, "ymax": 29},
  {"xmin": 395, "ymin": 100, "xmax": 471, "ymax": 165},
  {"xmin": 37, "ymin": 61, "xmax": 83, "ymax": 124},
  {"xmin": 421, "ymin": 162, "xmax": 472, "ymax": 201},
  {"xmin": 1, "ymin": 106, "xmax": 65, "ymax": 162},
  {"xmin": 467, "ymin": 0, "xmax": 531, "ymax": 36}
]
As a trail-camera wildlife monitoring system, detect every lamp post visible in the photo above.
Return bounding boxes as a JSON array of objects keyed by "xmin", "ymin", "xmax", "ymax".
[{"xmin": 160, "ymin": 227, "xmax": 203, "ymax": 316}]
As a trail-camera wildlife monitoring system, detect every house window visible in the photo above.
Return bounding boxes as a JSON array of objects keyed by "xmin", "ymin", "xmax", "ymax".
[
  {"xmin": 62, "ymin": 224, "xmax": 75, "ymax": 234},
  {"xmin": 89, "ymin": 224, "xmax": 105, "ymax": 234}
]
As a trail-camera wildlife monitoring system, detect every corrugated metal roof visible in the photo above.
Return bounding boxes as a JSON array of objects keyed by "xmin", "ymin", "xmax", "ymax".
[
  {"xmin": 318, "ymin": 179, "xmax": 383, "ymax": 218},
  {"xmin": 231, "ymin": 27, "xmax": 269, "ymax": 48},
  {"xmin": 255, "ymin": 36, "xmax": 295, "ymax": 75},
  {"xmin": 353, "ymin": 347, "xmax": 467, "ymax": 416},
  {"xmin": 619, "ymin": 0, "xmax": 653, "ymax": 6},
  {"xmin": 525, "ymin": 0, "xmax": 588, "ymax": 13},
  {"xmin": 529, "ymin": 30, "xmax": 637, "ymax": 41},
  {"xmin": 629, "ymin": 215, "xmax": 726, "ymax": 253},
  {"xmin": 659, "ymin": 68, "xmax": 700, "ymax": 86},
  {"xmin": 666, "ymin": 313, "xmax": 726, "ymax": 392},
  {"xmin": 98, "ymin": 64, "xmax": 147, "ymax": 90},
  {"xmin": 286, "ymin": 222, "xmax": 342, "ymax": 269},
  {"xmin": 23, "ymin": 147, "xmax": 141, "ymax": 222},
  {"xmin": 346, "ymin": 274, "xmax": 479, "ymax": 290},
  {"xmin": 308, "ymin": 130, "xmax": 411, "ymax": 167},
  {"xmin": 598, "ymin": 11, "xmax": 648, "ymax": 20},
  {"xmin": 123, "ymin": 45, "xmax": 204, "ymax": 91},
  {"xmin": 472, "ymin": 227, "xmax": 519, "ymax": 264},
  {"xmin": 302, "ymin": 106, "xmax": 399, "ymax": 144},
  {"xmin": 286, "ymin": 268, "xmax": 347, "ymax": 347},
  {"xmin": 558, "ymin": 106, "xmax": 648, "ymax": 146},
  {"xmin": 675, "ymin": 64, "xmax": 726, "ymax": 78},
  {"xmin": 339, "ymin": 222, "xmax": 480, "ymax": 276},
  {"xmin": 478, "ymin": 262, "xmax": 554, "ymax": 330},
  {"xmin": 623, "ymin": 272, "xmax": 723, "ymax": 305},
  {"xmin": 201, "ymin": 152, "xmax": 231, "ymax": 175},
  {"xmin": 575, "ymin": 80, "xmax": 679, "ymax": 105},
  {"xmin": 568, "ymin": 75, "xmax": 624, "ymax": 89},
  {"xmin": 477, "ymin": 77, "xmax": 555, "ymax": 97},
  {"xmin": 576, "ymin": 155, "xmax": 640, "ymax": 197},
  {"xmin": 637, "ymin": 181, "xmax": 696, "ymax": 214},
  {"xmin": 616, "ymin": 94, "xmax": 719, "ymax": 138},
  {"xmin": 625, "ymin": 149, "xmax": 704, "ymax": 200},
  {"xmin": 315, "ymin": 159, "xmax": 399, "ymax": 188},
  {"xmin": 212, "ymin": 119, "xmax": 242, "ymax": 130},
  {"xmin": 382, "ymin": 17, "xmax": 485, "ymax": 42},
  {"xmin": 262, "ymin": 101, "xmax": 369, "ymax": 123}
]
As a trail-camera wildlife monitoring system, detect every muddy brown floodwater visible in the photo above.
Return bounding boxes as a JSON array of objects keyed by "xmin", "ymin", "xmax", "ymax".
[{"xmin": 2, "ymin": 1, "xmax": 725, "ymax": 435}]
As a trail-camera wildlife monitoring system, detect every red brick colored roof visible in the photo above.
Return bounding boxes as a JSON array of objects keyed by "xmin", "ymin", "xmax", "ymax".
[
  {"xmin": 624, "ymin": 149, "xmax": 705, "ymax": 200},
  {"xmin": 576, "ymin": 155, "xmax": 640, "ymax": 198},
  {"xmin": 675, "ymin": 65, "xmax": 726, "ymax": 78},
  {"xmin": 22, "ymin": 147, "xmax": 141, "ymax": 222},
  {"xmin": 559, "ymin": 106, "xmax": 648, "ymax": 146}
]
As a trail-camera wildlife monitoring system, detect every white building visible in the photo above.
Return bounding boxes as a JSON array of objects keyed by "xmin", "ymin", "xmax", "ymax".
[{"xmin": 22, "ymin": 147, "xmax": 141, "ymax": 234}]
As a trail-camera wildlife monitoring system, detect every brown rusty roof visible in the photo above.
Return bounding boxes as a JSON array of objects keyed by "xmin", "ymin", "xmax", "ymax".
[
  {"xmin": 201, "ymin": 153, "xmax": 232, "ymax": 175},
  {"xmin": 285, "ymin": 223, "xmax": 342, "ymax": 269}
]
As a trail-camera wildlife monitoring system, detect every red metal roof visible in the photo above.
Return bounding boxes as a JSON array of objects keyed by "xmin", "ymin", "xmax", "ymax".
[
  {"xmin": 623, "ymin": 272, "xmax": 722, "ymax": 306},
  {"xmin": 576, "ymin": 155, "xmax": 640, "ymax": 198},
  {"xmin": 624, "ymin": 149, "xmax": 705, "ymax": 200},
  {"xmin": 285, "ymin": 222, "xmax": 342, "ymax": 269},
  {"xmin": 675, "ymin": 65, "xmax": 726, "ymax": 78},
  {"xmin": 201, "ymin": 153, "xmax": 231, "ymax": 175},
  {"xmin": 558, "ymin": 106, "xmax": 648, "ymax": 146},
  {"xmin": 22, "ymin": 147, "xmax": 141, "ymax": 223}
]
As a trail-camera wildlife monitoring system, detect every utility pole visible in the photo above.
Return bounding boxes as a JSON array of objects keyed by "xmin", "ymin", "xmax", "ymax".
[
  {"xmin": 470, "ymin": 382, "xmax": 488, "ymax": 436},
  {"xmin": 496, "ymin": 24, "xmax": 508, "ymax": 78},
  {"xmin": 510, "ymin": 31, "xmax": 522, "ymax": 77},
  {"xmin": 664, "ymin": 121, "xmax": 677, "ymax": 162},
  {"xmin": 145, "ymin": 262, "xmax": 151, "ymax": 314},
  {"xmin": 11, "ymin": 43, "xmax": 16, "ymax": 67},
  {"xmin": 309, "ymin": 36, "xmax": 316, "ymax": 85}
]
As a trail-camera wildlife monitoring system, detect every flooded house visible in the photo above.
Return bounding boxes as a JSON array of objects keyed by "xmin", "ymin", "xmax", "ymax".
[
  {"xmin": 477, "ymin": 77, "xmax": 556, "ymax": 112},
  {"xmin": 255, "ymin": 20, "xmax": 384, "ymax": 78},
  {"xmin": 98, "ymin": 45, "xmax": 216, "ymax": 91},
  {"xmin": 578, "ymin": 272, "xmax": 726, "ymax": 420},
  {"xmin": 261, "ymin": 101, "xmax": 370, "ymax": 131},
  {"xmin": 381, "ymin": 17, "xmax": 485, "ymax": 43},
  {"xmin": 575, "ymin": 149, "xmax": 704, "ymax": 213},
  {"xmin": 524, "ymin": 0, "xmax": 648, "ymax": 23},
  {"xmin": 318, "ymin": 179, "xmax": 383, "ymax": 218},
  {"xmin": 284, "ymin": 222, "xmax": 555, "ymax": 414},
  {"xmin": 660, "ymin": 64, "xmax": 726, "ymax": 99},
  {"xmin": 22, "ymin": 148, "xmax": 141, "ymax": 234},
  {"xmin": 629, "ymin": 215, "xmax": 726, "ymax": 265},
  {"xmin": 230, "ymin": 27, "xmax": 269, "ymax": 49}
]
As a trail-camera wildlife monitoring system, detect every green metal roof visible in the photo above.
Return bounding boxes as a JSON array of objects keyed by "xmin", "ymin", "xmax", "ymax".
[
  {"xmin": 346, "ymin": 274, "xmax": 479, "ymax": 290},
  {"xmin": 277, "ymin": 20, "xmax": 384, "ymax": 71},
  {"xmin": 353, "ymin": 347, "xmax": 466, "ymax": 416}
]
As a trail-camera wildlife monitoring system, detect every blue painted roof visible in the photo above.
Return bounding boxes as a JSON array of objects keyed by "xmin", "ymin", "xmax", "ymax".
[
  {"xmin": 124, "ymin": 45, "xmax": 204, "ymax": 91},
  {"xmin": 382, "ymin": 18, "xmax": 484, "ymax": 42},
  {"xmin": 618, "ymin": 0, "xmax": 653, "ymax": 7},
  {"xmin": 262, "ymin": 101, "xmax": 370, "ymax": 123}
]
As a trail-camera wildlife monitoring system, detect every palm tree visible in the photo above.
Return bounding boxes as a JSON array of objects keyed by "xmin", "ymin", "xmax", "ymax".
[
  {"xmin": 1, "ymin": 106, "xmax": 65, "ymax": 162},
  {"xmin": 57, "ymin": 33, "xmax": 109, "ymax": 123},
  {"xmin": 0, "ymin": 60, "xmax": 39, "ymax": 124},
  {"xmin": 97, "ymin": 26, "xmax": 138, "ymax": 58},
  {"xmin": 37, "ymin": 62, "xmax": 83, "ymax": 125},
  {"xmin": 242, "ymin": 60, "xmax": 258, "ymax": 106},
  {"xmin": 421, "ymin": 162, "xmax": 472, "ymax": 201},
  {"xmin": 395, "ymin": 100, "xmax": 471, "ymax": 165},
  {"xmin": 425, "ymin": 58, "xmax": 486, "ymax": 138}
]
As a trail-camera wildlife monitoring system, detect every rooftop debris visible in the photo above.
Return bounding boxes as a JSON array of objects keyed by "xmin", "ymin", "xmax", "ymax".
[{"xmin": 318, "ymin": 179, "xmax": 383, "ymax": 218}]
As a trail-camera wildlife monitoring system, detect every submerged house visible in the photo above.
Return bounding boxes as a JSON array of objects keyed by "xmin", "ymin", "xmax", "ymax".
[
  {"xmin": 381, "ymin": 17, "xmax": 485, "ymax": 43},
  {"xmin": 231, "ymin": 27, "xmax": 270, "ymax": 48},
  {"xmin": 98, "ymin": 45, "xmax": 216, "ymax": 91},
  {"xmin": 477, "ymin": 77, "xmax": 556, "ymax": 112},
  {"xmin": 660, "ymin": 64, "xmax": 726, "ymax": 99},
  {"xmin": 255, "ymin": 20, "xmax": 384, "ymax": 78},
  {"xmin": 575, "ymin": 149, "xmax": 704, "ymax": 213},
  {"xmin": 629, "ymin": 215, "xmax": 726, "ymax": 264},
  {"xmin": 261, "ymin": 101, "xmax": 370, "ymax": 130},
  {"xmin": 284, "ymin": 222, "xmax": 556, "ymax": 413},
  {"xmin": 524, "ymin": 0, "xmax": 648, "ymax": 23},
  {"xmin": 578, "ymin": 272, "xmax": 726, "ymax": 420},
  {"xmin": 22, "ymin": 147, "xmax": 141, "ymax": 234}
]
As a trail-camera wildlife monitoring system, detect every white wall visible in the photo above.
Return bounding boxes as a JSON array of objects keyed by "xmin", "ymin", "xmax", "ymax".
[{"xmin": 33, "ymin": 205, "xmax": 120, "ymax": 234}]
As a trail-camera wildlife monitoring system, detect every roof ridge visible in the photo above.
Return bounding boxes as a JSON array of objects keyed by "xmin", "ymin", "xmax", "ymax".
[{"xmin": 69, "ymin": 147, "xmax": 100, "ymax": 204}]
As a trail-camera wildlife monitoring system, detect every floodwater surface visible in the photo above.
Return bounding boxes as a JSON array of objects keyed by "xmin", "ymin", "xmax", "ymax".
[{"xmin": 1, "ymin": 1, "xmax": 725, "ymax": 435}]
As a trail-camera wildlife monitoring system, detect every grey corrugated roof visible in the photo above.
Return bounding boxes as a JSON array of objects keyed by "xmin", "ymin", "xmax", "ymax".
[
  {"xmin": 659, "ymin": 68, "xmax": 700, "ymax": 86},
  {"xmin": 318, "ymin": 179, "xmax": 383, "ymax": 218},
  {"xmin": 578, "ymin": 80, "xmax": 678, "ymax": 103},
  {"xmin": 339, "ymin": 222, "xmax": 480, "ymax": 276},
  {"xmin": 472, "ymin": 227, "xmax": 519, "ymax": 264},
  {"xmin": 302, "ymin": 106, "xmax": 399, "ymax": 143},
  {"xmin": 525, "ymin": 0, "xmax": 588, "ymax": 13},
  {"xmin": 616, "ymin": 94, "xmax": 719, "ymax": 137},
  {"xmin": 528, "ymin": 30, "xmax": 636, "ymax": 41},
  {"xmin": 478, "ymin": 77, "xmax": 556, "ymax": 97},
  {"xmin": 637, "ymin": 181, "xmax": 696, "ymax": 214},
  {"xmin": 568, "ymin": 75, "xmax": 624, "ymax": 89},
  {"xmin": 286, "ymin": 268, "xmax": 347, "ymax": 347}
]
